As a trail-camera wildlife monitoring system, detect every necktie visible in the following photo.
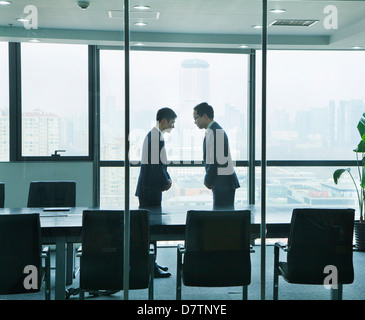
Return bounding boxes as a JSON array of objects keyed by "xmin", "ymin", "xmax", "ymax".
[{"xmin": 203, "ymin": 133, "xmax": 206, "ymax": 164}]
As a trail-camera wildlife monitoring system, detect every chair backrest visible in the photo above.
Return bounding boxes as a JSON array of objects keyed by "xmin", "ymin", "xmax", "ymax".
[
  {"xmin": 183, "ymin": 210, "xmax": 251, "ymax": 287},
  {"xmin": 27, "ymin": 181, "xmax": 76, "ymax": 207},
  {"xmin": 0, "ymin": 183, "xmax": 4, "ymax": 208},
  {"xmin": 287, "ymin": 208, "xmax": 355, "ymax": 284},
  {"xmin": 0, "ymin": 213, "xmax": 42, "ymax": 294},
  {"xmin": 80, "ymin": 209, "xmax": 150, "ymax": 291}
]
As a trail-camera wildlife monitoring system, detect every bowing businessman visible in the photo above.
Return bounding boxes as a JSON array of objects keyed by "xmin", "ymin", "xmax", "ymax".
[
  {"xmin": 193, "ymin": 102, "xmax": 240, "ymax": 209},
  {"xmin": 135, "ymin": 107, "xmax": 177, "ymax": 278}
]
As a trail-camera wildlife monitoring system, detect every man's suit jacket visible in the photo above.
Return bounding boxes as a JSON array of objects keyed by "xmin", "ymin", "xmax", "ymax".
[
  {"xmin": 135, "ymin": 127, "xmax": 171, "ymax": 200},
  {"xmin": 203, "ymin": 121, "xmax": 240, "ymax": 191}
]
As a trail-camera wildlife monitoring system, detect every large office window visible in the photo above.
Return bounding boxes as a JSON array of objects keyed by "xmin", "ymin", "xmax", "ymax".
[
  {"xmin": 100, "ymin": 50, "xmax": 125, "ymax": 161},
  {"xmin": 256, "ymin": 50, "xmax": 365, "ymax": 222},
  {"xmin": 0, "ymin": 42, "xmax": 9, "ymax": 161},
  {"xmin": 265, "ymin": 50, "xmax": 365, "ymax": 161},
  {"xmin": 100, "ymin": 49, "xmax": 248, "ymax": 207},
  {"xmin": 129, "ymin": 51, "xmax": 247, "ymax": 163},
  {"xmin": 21, "ymin": 43, "xmax": 89, "ymax": 157}
]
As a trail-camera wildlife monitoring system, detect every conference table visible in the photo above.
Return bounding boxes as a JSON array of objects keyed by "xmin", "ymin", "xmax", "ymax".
[{"xmin": 0, "ymin": 205, "xmax": 293, "ymax": 300}]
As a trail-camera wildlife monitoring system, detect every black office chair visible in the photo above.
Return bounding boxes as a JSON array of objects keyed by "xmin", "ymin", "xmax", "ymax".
[
  {"xmin": 273, "ymin": 208, "xmax": 355, "ymax": 300},
  {"xmin": 78, "ymin": 210, "xmax": 154, "ymax": 300},
  {"xmin": 27, "ymin": 181, "xmax": 76, "ymax": 208},
  {"xmin": 0, "ymin": 183, "xmax": 4, "ymax": 208},
  {"xmin": 176, "ymin": 210, "xmax": 253, "ymax": 300},
  {"xmin": 27, "ymin": 180, "xmax": 77, "ymax": 285},
  {"xmin": 0, "ymin": 213, "xmax": 51, "ymax": 300}
]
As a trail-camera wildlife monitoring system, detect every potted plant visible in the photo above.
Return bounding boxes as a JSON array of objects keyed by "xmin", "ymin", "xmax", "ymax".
[{"xmin": 333, "ymin": 112, "xmax": 365, "ymax": 250}]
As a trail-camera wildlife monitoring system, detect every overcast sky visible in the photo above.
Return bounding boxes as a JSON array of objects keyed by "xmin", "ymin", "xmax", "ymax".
[{"xmin": 2, "ymin": 41, "xmax": 365, "ymax": 120}]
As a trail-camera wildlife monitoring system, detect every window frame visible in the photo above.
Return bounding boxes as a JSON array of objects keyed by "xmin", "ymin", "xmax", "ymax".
[
  {"xmin": 98, "ymin": 46, "xmax": 253, "ymax": 205},
  {"xmin": 8, "ymin": 42, "xmax": 94, "ymax": 162}
]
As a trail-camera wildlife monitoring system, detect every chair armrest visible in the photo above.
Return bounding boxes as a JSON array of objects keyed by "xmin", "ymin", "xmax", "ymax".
[
  {"xmin": 76, "ymin": 245, "xmax": 82, "ymax": 258},
  {"xmin": 274, "ymin": 242, "xmax": 288, "ymax": 251},
  {"xmin": 41, "ymin": 246, "xmax": 51, "ymax": 300},
  {"xmin": 149, "ymin": 243, "xmax": 155, "ymax": 255},
  {"xmin": 176, "ymin": 243, "xmax": 185, "ymax": 300},
  {"xmin": 177, "ymin": 243, "xmax": 185, "ymax": 254},
  {"xmin": 41, "ymin": 246, "xmax": 50, "ymax": 258}
]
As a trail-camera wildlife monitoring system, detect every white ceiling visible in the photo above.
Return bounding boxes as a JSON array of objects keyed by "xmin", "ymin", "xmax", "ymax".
[{"xmin": 0, "ymin": 0, "xmax": 365, "ymax": 50}]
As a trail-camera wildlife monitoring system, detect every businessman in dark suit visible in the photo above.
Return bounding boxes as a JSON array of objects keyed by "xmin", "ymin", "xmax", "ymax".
[
  {"xmin": 135, "ymin": 107, "xmax": 177, "ymax": 278},
  {"xmin": 193, "ymin": 102, "xmax": 240, "ymax": 209}
]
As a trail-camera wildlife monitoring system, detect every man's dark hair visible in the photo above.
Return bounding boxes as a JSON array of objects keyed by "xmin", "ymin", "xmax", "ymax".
[
  {"xmin": 156, "ymin": 107, "xmax": 177, "ymax": 122},
  {"xmin": 194, "ymin": 102, "xmax": 214, "ymax": 119}
]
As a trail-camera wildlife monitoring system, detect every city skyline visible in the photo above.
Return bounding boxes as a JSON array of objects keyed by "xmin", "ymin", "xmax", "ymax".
[{"xmin": 0, "ymin": 93, "xmax": 364, "ymax": 161}]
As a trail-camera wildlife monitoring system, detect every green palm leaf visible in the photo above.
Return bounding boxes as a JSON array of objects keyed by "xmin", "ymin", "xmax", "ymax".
[
  {"xmin": 333, "ymin": 168, "xmax": 350, "ymax": 184},
  {"xmin": 357, "ymin": 112, "xmax": 365, "ymax": 142},
  {"xmin": 354, "ymin": 140, "xmax": 365, "ymax": 153}
]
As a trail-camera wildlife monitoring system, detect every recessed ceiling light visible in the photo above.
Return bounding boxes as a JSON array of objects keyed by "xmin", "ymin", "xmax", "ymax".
[
  {"xmin": 270, "ymin": 19, "xmax": 318, "ymax": 27},
  {"xmin": 270, "ymin": 9, "xmax": 286, "ymax": 13},
  {"xmin": 238, "ymin": 45, "xmax": 248, "ymax": 48},
  {"xmin": 252, "ymin": 25, "xmax": 262, "ymax": 29},
  {"xmin": 134, "ymin": 21, "xmax": 148, "ymax": 26},
  {"xmin": 0, "ymin": 1, "xmax": 12, "ymax": 5},
  {"xmin": 133, "ymin": 42, "xmax": 146, "ymax": 46},
  {"xmin": 29, "ymin": 39, "xmax": 42, "ymax": 43},
  {"xmin": 352, "ymin": 46, "xmax": 363, "ymax": 49},
  {"xmin": 133, "ymin": 5, "xmax": 150, "ymax": 10}
]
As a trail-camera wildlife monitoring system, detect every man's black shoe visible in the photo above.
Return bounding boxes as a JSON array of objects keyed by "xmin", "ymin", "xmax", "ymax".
[
  {"xmin": 156, "ymin": 264, "xmax": 169, "ymax": 271},
  {"xmin": 154, "ymin": 267, "xmax": 171, "ymax": 278}
]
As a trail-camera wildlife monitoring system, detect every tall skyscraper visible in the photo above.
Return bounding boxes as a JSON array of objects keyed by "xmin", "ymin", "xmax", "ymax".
[
  {"xmin": 338, "ymin": 100, "xmax": 365, "ymax": 144},
  {"xmin": 179, "ymin": 58, "xmax": 210, "ymax": 160},
  {"xmin": 180, "ymin": 58, "xmax": 210, "ymax": 119},
  {"xmin": 0, "ymin": 110, "xmax": 9, "ymax": 161}
]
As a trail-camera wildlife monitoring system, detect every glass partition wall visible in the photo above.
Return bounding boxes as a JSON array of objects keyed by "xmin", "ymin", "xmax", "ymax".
[
  {"xmin": 100, "ymin": 50, "xmax": 249, "ymax": 208},
  {"xmin": 3, "ymin": 0, "xmax": 365, "ymax": 300},
  {"xmin": 3, "ymin": 0, "xmax": 126, "ymax": 299},
  {"xmin": 99, "ymin": 0, "xmax": 262, "ymax": 299},
  {"xmin": 260, "ymin": 0, "xmax": 365, "ymax": 299},
  {"xmin": 258, "ymin": 48, "xmax": 365, "ymax": 224}
]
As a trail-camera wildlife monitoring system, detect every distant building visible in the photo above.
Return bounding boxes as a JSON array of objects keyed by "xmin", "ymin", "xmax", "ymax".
[
  {"xmin": 22, "ymin": 109, "xmax": 61, "ymax": 156},
  {"xmin": 0, "ymin": 110, "xmax": 9, "ymax": 161}
]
